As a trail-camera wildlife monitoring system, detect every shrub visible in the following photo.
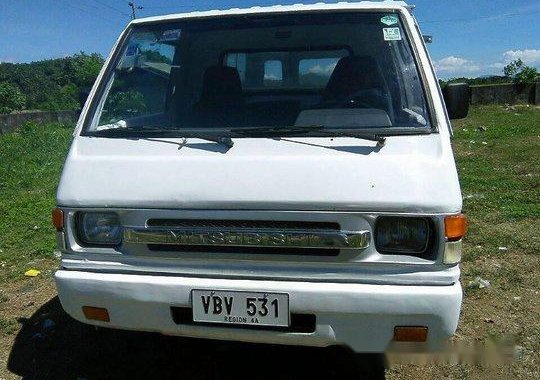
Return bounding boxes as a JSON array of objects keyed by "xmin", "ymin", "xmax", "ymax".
[
  {"xmin": 504, "ymin": 59, "xmax": 539, "ymax": 84},
  {"xmin": 0, "ymin": 82, "xmax": 26, "ymax": 114}
]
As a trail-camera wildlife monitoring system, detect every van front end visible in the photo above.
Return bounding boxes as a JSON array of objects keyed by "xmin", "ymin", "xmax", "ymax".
[
  {"xmin": 54, "ymin": 2, "xmax": 469, "ymax": 354},
  {"xmin": 54, "ymin": 205, "xmax": 465, "ymax": 353}
]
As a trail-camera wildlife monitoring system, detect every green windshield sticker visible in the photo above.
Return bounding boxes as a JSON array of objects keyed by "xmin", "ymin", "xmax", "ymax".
[
  {"xmin": 381, "ymin": 15, "xmax": 398, "ymax": 26},
  {"xmin": 383, "ymin": 27, "xmax": 402, "ymax": 41}
]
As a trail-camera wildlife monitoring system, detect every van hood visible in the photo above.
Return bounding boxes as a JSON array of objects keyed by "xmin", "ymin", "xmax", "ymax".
[{"xmin": 57, "ymin": 134, "xmax": 462, "ymax": 213}]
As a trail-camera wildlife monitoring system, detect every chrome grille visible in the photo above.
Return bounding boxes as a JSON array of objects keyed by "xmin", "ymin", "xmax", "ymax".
[
  {"xmin": 123, "ymin": 219, "xmax": 370, "ymax": 251},
  {"xmin": 146, "ymin": 219, "xmax": 340, "ymax": 230}
]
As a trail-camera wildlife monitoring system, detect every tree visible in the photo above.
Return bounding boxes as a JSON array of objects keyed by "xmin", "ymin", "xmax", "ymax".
[
  {"xmin": 503, "ymin": 59, "xmax": 539, "ymax": 83},
  {"xmin": 100, "ymin": 89, "xmax": 147, "ymax": 123},
  {"xmin": 0, "ymin": 52, "xmax": 104, "ymax": 112},
  {"xmin": 71, "ymin": 52, "xmax": 104, "ymax": 88},
  {"xmin": 41, "ymin": 83, "xmax": 80, "ymax": 111},
  {"xmin": 0, "ymin": 82, "xmax": 26, "ymax": 114}
]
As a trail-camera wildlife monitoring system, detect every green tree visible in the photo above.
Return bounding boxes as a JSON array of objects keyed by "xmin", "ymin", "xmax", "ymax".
[
  {"xmin": 140, "ymin": 49, "xmax": 172, "ymax": 64},
  {"xmin": 0, "ymin": 52, "xmax": 104, "ymax": 111},
  {"xmin": 503, "ymin": 59, "xmax": 539, "ymax": 83},
  {"xmin": 71, "ymin": 52, "xmax": 104, "ymax": 88},
  {"xmin": 0, "ymin": 82, "xmax": 26, "ymax": 114},
  {"xmin": 41, "ymin": 83, "xmax": 80, "ymax": 111},
  {"xmin": 101, "ymin": 89, "xmax": 147, "ymax": 123}
]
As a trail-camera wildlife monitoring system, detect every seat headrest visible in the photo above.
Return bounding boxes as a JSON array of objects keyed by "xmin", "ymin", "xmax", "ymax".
[
  {"xmin": 200, "ymin": 65, "xmax": 243, "ymax": 105},
  {"xmin": 322, "ymin": 56, "xmax": 383, "ymax": 101}
]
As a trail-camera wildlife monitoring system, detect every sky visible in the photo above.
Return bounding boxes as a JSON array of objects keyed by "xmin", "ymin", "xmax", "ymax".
[{"xmin": 0, "ymin": 0, "xmax": 538, "ymax": 78}]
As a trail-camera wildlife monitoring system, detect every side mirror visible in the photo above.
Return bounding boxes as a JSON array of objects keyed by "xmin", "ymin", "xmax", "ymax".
[{"xmin": 443, "ymin": 83, "xmax": 470, "ymax": 119}]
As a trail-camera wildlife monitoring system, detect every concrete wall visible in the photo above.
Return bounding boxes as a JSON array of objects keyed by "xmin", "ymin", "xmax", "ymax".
[
  {"xmin": 470, "ymin": 83, "xmax": 537, "ymax": 105},
  {"xmin": 0, "ymin": 110, "xmax": 79, "ymax": 135}
]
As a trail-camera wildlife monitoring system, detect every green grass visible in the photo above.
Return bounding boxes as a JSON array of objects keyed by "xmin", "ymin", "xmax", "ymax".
[
  {"xmin": 452, "ymin": 105, "xmax": 540, "ymax": 256},
  {"xmin": 0, "ymin": 122, "xmax": 73, "ymax": 282},
  {"xmin": 0, "ymin": 316, "xmax": 18, "ymax": 336}
]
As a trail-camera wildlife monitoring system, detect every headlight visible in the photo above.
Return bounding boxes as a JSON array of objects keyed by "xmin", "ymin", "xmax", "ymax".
[
  {"xmin": 375, "ymin": 217, "xmax": 430, "ymax": 255},
  {"xmin": 77, "ymin": 212, "xmax": 122, "ymax": 246}
]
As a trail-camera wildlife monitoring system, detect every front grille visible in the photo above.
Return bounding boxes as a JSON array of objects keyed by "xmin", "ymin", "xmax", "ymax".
[
  {"xmin": 148, "ymin": 244, "xmax": 339, "ymax": 256},
  {"xmin": 124, "ymin": 218, "xmax": 370, "ymax": 255},
  {"xmin": 147, "ymin": 219, "xmax": 340, "ymax": 230}
]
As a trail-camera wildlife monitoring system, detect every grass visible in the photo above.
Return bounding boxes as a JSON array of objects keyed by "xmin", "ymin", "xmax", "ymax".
[
  {"xmin": 0, "ymin": 106, "xmax": 539, "ymax": 379},
  {"xmin": 452, "ymin": 105, "xmax": 539, "ymax": 262},
  {"xmin": 0, "ymin": 122, "xmax": 73, "ymax": 283},
  {"xmin": 387, "ymin": 104, "xmax": 540, "ymax": 380},
  {"xmin": 0, "ymin": 317, "xmax": 18, "ymax": 336},
  {"xmin": 454, "ymin": 106, "xmax": 539, "ymax": 222}
]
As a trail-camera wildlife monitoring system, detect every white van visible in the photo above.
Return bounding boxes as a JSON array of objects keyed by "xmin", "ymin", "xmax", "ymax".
[{"xmin": 53, "ymin": 1, "xmax": 470, "ymax": 354}]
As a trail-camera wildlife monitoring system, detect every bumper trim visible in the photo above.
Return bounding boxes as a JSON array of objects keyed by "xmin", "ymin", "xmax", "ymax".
[
  {"xmin": 59, "ymin": 258, "xmax": 462, "ymax": 286},
  {"xmin": 55, "ymin": 270, "xmax": 462, "ymax": 352}
]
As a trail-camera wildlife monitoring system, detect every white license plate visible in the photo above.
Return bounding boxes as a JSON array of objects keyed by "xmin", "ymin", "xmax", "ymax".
[{"xmin": 191, "ymin": 290, "xmax": 289, "ymax": 327}]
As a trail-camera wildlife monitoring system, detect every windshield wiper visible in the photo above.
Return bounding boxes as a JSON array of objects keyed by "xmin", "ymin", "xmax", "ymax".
[
  {"xmin": 187, "ymin": 135, "xmax": 234, "ymax": 148},
  {"xmin": 231, "ymin": 125, "xmax": 386, "ymax": 146},
  {"xmin": 90, "ymin": 126, "xmax": 234, "ymax": 148}
]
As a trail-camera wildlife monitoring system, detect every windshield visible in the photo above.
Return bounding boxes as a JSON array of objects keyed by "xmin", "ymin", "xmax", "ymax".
[{"xmin": 86, "ymin": 12, "xmax": 431, "ymax": 136}]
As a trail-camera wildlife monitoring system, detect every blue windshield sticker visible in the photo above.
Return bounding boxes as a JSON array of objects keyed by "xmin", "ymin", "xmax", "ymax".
[
  {"xmin": 381, "ymin": 15, "xmax": 398, "ymax": 26},
  {"xmin": 161, "ymin": 29, "xmax": 181, "ymax": 41},
  {"xmin": 383, "ymin": 27, "xmax": 402, "ymax": 41}
]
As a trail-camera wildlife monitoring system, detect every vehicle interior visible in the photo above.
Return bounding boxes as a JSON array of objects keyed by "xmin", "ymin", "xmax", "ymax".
[{"xmin": 94, "ymin": 12, "xmax": 430, "ymax": 132}]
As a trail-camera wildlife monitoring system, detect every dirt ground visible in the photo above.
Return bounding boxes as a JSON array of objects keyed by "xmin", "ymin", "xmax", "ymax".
[
  {"xmin": 0, "ymin": 267, "xmax": 537, "ymax": 380},
  {"xmin": 1, "ymin": 275, "xmax": 387, "ymax": 380}
]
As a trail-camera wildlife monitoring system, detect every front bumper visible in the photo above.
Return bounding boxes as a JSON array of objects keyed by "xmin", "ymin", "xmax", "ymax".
[{"xmin": 55, "ymin": 270, "xmax": 462, "ymax": 353}]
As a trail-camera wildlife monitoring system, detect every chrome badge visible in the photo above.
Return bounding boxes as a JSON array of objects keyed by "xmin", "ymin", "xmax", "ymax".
[{"xmin": 123, "ymin": 227, "xmax": 370, "ymax": 250}]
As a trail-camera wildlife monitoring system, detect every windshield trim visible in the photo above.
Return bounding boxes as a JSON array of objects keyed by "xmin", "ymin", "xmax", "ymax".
[
  {"xmin": 85, "ymin": 126, "xmax": 433, "ymax": 139},
  {"xmin": 80, "ymin": 24, "xmax": 135, "ymax": 137},
  {"xmin": 398, "ymin": 11, "xmax": 439, "ymax": 132},
  {"xmin": 80, "ymin": 10, "xmax": 438, "ymax": 138}
]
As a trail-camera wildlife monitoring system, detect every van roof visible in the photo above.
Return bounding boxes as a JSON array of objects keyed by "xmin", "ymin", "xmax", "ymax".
[{"xmin": 131, "ymin": 1, "xmax": 411, "ymax": 25}]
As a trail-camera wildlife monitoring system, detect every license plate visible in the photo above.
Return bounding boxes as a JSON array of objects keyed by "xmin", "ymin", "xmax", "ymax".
[{"xmin": 191, "ymin": 290, "xmax": 289, "ymax": 327}]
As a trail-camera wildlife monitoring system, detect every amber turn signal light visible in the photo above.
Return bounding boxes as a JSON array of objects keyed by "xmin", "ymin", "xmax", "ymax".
[
  {"xmin": 444, "ymin": 214, "xmax": 467, "ymax": 241},
  {"xmin": 52, "ymin": 208, "xmax": 64, "ymax": 231},
  {"xmin": 393, "ymin": 326, "xmax": 428, "ymax": 342},
  {"xmin": 82, "ymin": 306, "xmax": 110, "ymax": 322}
]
